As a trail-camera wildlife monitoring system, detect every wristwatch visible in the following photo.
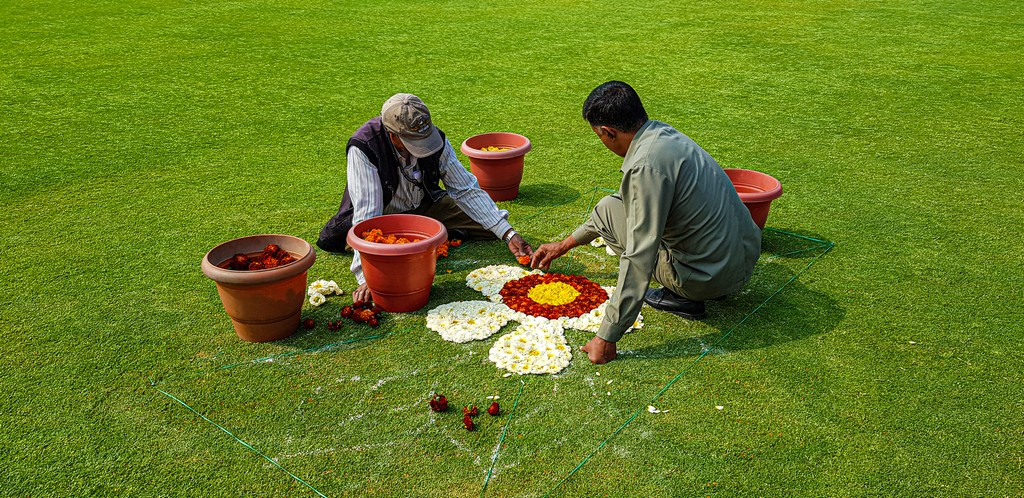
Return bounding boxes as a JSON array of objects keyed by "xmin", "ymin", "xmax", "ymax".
[{"xmin": 502, "ymin": 229, "xmax": 518, "ymax": 243}]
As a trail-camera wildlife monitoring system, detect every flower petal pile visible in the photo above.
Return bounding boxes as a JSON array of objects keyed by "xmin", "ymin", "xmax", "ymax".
[
  {"xmin": 499, "ymin": 273, "xmax": 607, "ymax": 320},
  {"xmin": 425, "ymin": 301, "xmax": 516, "ymax": 343},
  {"xmin": 488, "ymin": 317, "xmax": 571, "ymax": 375},
  {"xmin": 465, "ymin": 264, "xmax": 539, "ymax": 302}
]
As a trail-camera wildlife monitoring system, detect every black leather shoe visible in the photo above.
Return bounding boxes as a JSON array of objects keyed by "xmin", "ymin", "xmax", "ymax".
[{"xmin": 643, "ymin": 288, "xmax": 706, "ymax": 320}]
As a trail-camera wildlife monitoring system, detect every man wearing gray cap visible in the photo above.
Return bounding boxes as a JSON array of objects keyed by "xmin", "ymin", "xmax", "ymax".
[{"xmin": 317, "ymin": 93, "xmax": 533, "ymax": 303}]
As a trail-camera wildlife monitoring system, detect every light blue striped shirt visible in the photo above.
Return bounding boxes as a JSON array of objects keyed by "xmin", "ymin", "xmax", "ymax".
[{"xmin": 348, "ymin": 139, "xmax": 513, "ymax": 284}]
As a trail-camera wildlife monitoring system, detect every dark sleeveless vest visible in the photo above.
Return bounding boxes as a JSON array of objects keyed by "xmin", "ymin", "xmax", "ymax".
[{"xmin": 316, "ymin": 117, "xmax": 448, "ymax": 252}]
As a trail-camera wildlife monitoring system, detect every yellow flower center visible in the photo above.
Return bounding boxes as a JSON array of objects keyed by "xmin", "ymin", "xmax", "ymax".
[{"xmin": 527, "ymin": 282, "xmax": 580, "ymax": 306}]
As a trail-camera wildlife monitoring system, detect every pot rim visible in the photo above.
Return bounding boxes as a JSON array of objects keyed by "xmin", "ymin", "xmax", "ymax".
[
  {"xmin": 347, "ymin": 214, "xmax": 448, "ymax": 257},
  {"xmin": 460, "ymin": 132, "xmax": 532, "ymax": 160},
  {"xmin": 201, "ymin": 234, "xmax": 316, "ymax": 285},
  {"xmin": 724, "ymin": 168, "xmax": 783, "ymax": 203}
]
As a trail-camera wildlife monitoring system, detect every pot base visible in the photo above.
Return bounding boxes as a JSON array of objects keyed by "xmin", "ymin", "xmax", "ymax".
[{"xmin": 213, "ymin": 272, "xmax": 308, "ymax": 342}]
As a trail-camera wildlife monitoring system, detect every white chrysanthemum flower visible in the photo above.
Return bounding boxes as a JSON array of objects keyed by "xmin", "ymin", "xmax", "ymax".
[
  {"xmin": 489, "ymin": 318, "xmax": 571, "ymax": 375},
  {"xmin": 466, "ymin": 264, "xmax": 541, "ymax": 299},
  {"xmin": 590, "ymin": 237, "xmax": 605, "ymax": 247},
  {"xmin": 426, "ymin": 301, "xmax": 514, "ymax": 343},
  {"xmin": 307, "ymin": 280, "xmax": 329, "ymax": 297},
  {"xmin": 323, "ymin": 280, "xmax": 343, "ymax": 295},
  {"xmin": 309, "ymin": 279, "xmax": 343, "ymax": 296},
  {"xmin": 308, "ymin": 292, "xmax": 326, "ymax": 307}
]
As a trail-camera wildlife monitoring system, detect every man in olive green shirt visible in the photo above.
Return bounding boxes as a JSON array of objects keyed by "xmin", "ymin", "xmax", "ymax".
[{"xmin": 531, "ymin": 81, "xmax": 761, "ymax": 364}]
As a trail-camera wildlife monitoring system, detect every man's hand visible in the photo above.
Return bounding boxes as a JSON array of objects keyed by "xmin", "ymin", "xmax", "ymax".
[
  {"xmin": 352, "ymin": 283, "xmax": 372, "ymax": 304},
  {"xmin": 507, "ymin": 233, "xmax": 533, "ymax": 260},
  {"xmin": 581, "ymin": 336, "xmax": 617, "ymax": 364},
  {"xmin": 530, "ymin": 236, "xmax": 578, "ymax": 270}
]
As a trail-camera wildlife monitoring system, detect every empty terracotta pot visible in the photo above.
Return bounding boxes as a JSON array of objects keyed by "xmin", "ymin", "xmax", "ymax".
[
  {"xmin": 460, "ymin": 132, "xmax": 532, "ymax": 201},
  {"xmin": 201, "ymin": 234, "xmax": 316, "ymax": 342},
  {"xmin": 725, "ymin": 168, "xmax": 783, "ymax": 229},
  {"xmin": 347, "ymin": 214, "xmax": 447, "ymax": 312}
]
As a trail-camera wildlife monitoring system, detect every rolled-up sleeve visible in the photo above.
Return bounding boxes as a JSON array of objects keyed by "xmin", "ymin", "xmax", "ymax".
[
  {"xmin": 437, "ymin": 142, "xmax": 513, "ymax": 238},
  {"xmin": 347, "ymin": 146, "xmax": 384, "ymax": 285},
  {"xmin": 596, "ymin": 167, "xmax": 673, "ymax": 342}
]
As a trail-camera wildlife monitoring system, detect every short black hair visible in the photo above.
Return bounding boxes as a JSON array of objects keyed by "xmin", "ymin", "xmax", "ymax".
[{"xmin": 582, "ymin": 81, "xmax": 648, "ymax": 132}]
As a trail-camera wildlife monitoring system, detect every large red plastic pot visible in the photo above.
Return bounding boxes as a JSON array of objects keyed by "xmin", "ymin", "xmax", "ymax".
[
  {"xmin": 347, "ymin": 214, "xmax": 447, "ymax": 312},
  {"xmin": 725, "ymin": 168, "xmax": 783, "ymax": 229},
  {"xmin": 460, "ymin": 132, "xmax": 532, "ymax": 202},
  {"xmin": 201, "ymin": 234, "xmax": 316, "ymax": 342}
]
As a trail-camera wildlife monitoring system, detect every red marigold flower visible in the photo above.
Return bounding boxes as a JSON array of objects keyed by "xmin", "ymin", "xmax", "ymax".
[
  {"xmin": 487, "ymin": 402, "xmax": 500, "ymax": 416},
  {"xmin": 463, "ymin": 414, "xmax": 475, "ymax": 431},
  {"xmin": 428, "ymin": 394, "xmax": 448, "ymax": 412},
  {"xmin": 499, "ymin": 273, "xmax": 607, "ymax": 319}
]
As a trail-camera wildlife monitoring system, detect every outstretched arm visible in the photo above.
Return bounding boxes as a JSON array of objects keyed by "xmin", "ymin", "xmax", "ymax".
[{"xmin": 529, "ymin": 235, "xmax": 580, "ymax": 270}]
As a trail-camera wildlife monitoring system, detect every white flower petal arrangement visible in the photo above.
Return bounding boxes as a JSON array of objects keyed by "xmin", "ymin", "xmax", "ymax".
[
  {"xmin": 424, "ymin": 301, "xmax": 516, "ymax": 343},
  {"xmin": 465, "ymin": 264, "xmax": 541, "ymax": 302},
  {"xmin": 488, "ymin": 317, "xmax": 571, "ymax": 375},
  {"xmin": 425, "ymin": 265, "xmax": 645, "ymax": 375}
]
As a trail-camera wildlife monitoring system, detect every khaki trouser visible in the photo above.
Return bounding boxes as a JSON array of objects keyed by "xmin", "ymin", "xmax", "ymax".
[
  {"xmin": 587, "ymin": 194, "xmax": 698, "ymax": 299},
  {"xmin": 408, "ymin": 195, "xmax": 498, "ymax": 241}
]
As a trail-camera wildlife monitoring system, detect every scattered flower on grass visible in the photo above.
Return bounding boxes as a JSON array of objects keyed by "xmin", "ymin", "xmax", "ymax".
[
  {"xmin": 428, "ymin": 394, "xmax": 448, "ymax": 412},
  {"xmin": 309, "ymin": 293, "xmax": 327, "ymax": 307},
  {"xmin": 307, "ymin": 279, "xmax": 343, "ymax": 307}
]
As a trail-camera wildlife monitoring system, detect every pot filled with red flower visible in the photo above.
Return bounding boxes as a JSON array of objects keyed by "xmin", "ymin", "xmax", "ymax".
[
  {"xmin": 347, "ymin": 214, "xmax": 447, "ymax": 313},
  {"xmin": 201, "ymin": 234, "xmax": 316, "ymax": 342},
  {"xmin": 724, "ymin": 168, "xmax": 783, "ymax": 229},
  {"xmin": 460, "ymin": 132, "xmax": 532, "ymax": 202}
]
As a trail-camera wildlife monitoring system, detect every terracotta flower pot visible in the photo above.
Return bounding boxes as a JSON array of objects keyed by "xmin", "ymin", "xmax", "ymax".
[
  {"xmin": 725, "ymin": 168, "xmax": 783, "ymax": 229},
  {"xmin": 460, "ymin": 132, "xmax": 532, "ymax": 202},
  {"xmin": 201, "ymin": 234, "xmax": 316, "ymax": 342},
  {"xmin": 347, "ymin": 214, "xmax": 447, "ymax": 313}
]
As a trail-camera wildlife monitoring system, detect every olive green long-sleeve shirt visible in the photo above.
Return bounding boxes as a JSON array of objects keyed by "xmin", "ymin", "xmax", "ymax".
[{"xmin": 572, "ymin": 120, "xmax": 761, "ymax": 342}]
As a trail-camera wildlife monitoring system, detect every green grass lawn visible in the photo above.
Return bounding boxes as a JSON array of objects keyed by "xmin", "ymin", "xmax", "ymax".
[{"xmin": 2, "ymin": 0, "xmax": 1022, "ymax": 496}]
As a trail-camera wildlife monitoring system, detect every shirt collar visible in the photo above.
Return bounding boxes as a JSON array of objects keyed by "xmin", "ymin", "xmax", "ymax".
[{"xmin": 621, "ymin": 120, "xmax": 655, "ymax": 173}]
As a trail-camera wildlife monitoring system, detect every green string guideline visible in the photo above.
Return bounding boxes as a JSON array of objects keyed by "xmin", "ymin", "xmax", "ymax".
[
  {"xmin": 218, "ymin": 331, "xmax": 395, "ymax": 370},
  {"xmin": 174, "ymin": 185, "xmax": 832, "ymax": 496},
  {"xmin": 481, "ymin": 380, "xmax": 527, "ymax": 497},
  {"xmin": 154, "ymin": 387, "xmax": 328, "ymax": 498},
  {"xmin": 542, "ymin": 235, "xmax": 835, "ymax": 497}
]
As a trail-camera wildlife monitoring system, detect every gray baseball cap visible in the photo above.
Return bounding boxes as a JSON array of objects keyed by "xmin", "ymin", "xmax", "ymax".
[{"xmin": 380, "ymin": 93, "xmax": 444, "ymax": 158}]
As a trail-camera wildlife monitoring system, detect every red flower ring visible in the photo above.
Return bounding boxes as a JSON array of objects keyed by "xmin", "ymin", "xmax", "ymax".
[{"xmin": 499, "ymin": 273, "xmax": 608, "ymax": 319}]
